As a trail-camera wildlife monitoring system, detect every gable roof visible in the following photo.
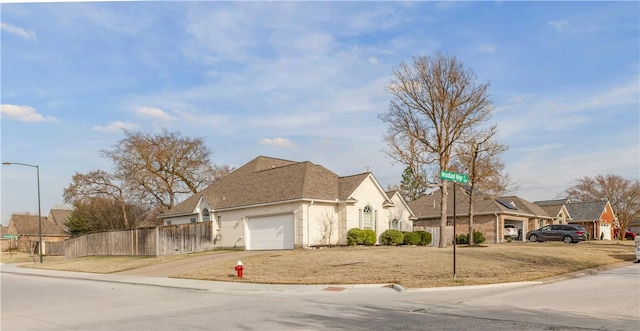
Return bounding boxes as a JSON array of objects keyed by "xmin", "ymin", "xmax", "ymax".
[
  {"xmin": 564, "ymin": 201, "xmax": 609, "ymax": 221},
  {"xmin": 533, "ymin": 199, "xmax": 610, "ymax": 222},
  {"xmin": 48, "ymin": 209, "xmax": 72, "ymax": 226},
  {"xmin": 536, "ymin": 204, "xmax": 566, "ymax": 218},
  {"xmin": 161, "ymin": 156, "xmax": 387, "ymax": 217},
  {"xmin": 7, "ymin": 214, "xmax": 67, "ymax": 236},
  {"xmin": 385, "ymin": 190, "xmax": 416, "ymax": 218},
  {"xmin": 497, "ymin": 196, "xmax": 549, "ymax": 216},
  {"xmin": 408, "ymin": 184, "xmax": 551, "ymax": 219},
  {"xmin": 533, "ymin": 199, "xmax": 572, "ymax": 206}
]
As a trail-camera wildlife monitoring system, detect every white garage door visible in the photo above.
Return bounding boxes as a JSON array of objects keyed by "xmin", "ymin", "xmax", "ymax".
[
  {"xmin": 600, "ymin": 223, "xmax": 611, "ymax": 240},
  {"xmin": 246, "ymin": 214, "xmax": 294, "ymax": 250}
]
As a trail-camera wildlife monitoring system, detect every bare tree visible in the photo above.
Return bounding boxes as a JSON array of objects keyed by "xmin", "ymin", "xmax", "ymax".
[
  {"xmin": 209, "ymin": 164, "xmax": 235, "ymax": 182},
  {"xmin": 63, "ymin": 170, "xmax": 131, "ymax": 228},
  {"xmin": 564, "ymin": 175, "xmax": 640, "ymax": 239},
  {"xmin": 317, "ymin": 209, "xmax": 337, "ymax": 246},
  {"xmin": 452, "ymin": 125, "xmax": 508, "ymax": 244},
  {"xmin": 380, "ymin": 52, "xmax": 494, "ymax": 247},
  {"xmin": 102, "ymin": 129, "xmax": 215, "ymax": 212}
]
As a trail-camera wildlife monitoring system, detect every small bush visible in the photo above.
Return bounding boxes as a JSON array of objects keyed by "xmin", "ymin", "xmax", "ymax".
[
  {"xmin": 473, "ymin": 230, "xmax": 486, "ymax": 244},
  {"xmin": 362, "ymin": 229, "xmax": 376, "ymax": 246},
  {"xmin": 403, "ymin": 232, "xmax": 421, "ymax": 245},
  {"xmin": 415, "ymin": 231, "xmax": 432, "ymax": 246},
  {"xmin": 455, "ymin": 234, "xmax": 469, "ymax": 244},
  {"xmin": 380, "ymin": 230, "xmax": 404, "ymax": 245},
  {"xmin": 347, "ymin": 228, "xmax": 364, "ymax": 245},
  {"xmin": 456, "ymin": 230, "xmax": 486, "ymax": 245}
]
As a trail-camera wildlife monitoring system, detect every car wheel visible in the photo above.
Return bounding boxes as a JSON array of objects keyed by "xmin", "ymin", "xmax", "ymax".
[
  {"xmin": 529, "ymin": 234, "xmax": 538, "ymax": 242},
  {"xmin": 563, "ymin": 236, "xmax": 573, "ymax": 244}
]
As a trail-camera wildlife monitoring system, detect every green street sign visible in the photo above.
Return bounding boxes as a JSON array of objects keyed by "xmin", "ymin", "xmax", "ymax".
[
  {"xmin": 3, "ymin": 234, "xmax": 18, "ymax": 239},
  {"xmin": 440, "ymin": 170, "xmax": 468, "ymax": 184}
]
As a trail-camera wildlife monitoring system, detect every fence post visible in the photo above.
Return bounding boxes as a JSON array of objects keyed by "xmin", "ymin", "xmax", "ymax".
[{"xmin": 155, "ymin": 226, "xmax": 159, "ymax": 257}]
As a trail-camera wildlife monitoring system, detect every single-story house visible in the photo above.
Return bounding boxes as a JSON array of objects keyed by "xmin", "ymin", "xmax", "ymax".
[
  {"xmin": 409, "ymin": 184, "xmax": 554, "ymax": 244},
  {"xmin": 6, "ymin": 213, "xmax": 69, "ymax": 254},
  {"xmin": 46, "ymin": 208, "xmax": 72, "ymax": 228},
  {"xmin": 159, "ymin": 156, "xmax": 415, "ymax": 250},
  {"xmin": 534, "ymin": 199, "xmax": 617, "ymax": 240},
  {"xmin": 1, "ymin": 225, "xmax": 11, "ymax": 251}
]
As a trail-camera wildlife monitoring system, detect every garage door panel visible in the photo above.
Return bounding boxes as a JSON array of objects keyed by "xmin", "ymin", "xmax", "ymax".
[{"xmin": 247, "ymin": 215, "xmax": 294, "ymax": 250}]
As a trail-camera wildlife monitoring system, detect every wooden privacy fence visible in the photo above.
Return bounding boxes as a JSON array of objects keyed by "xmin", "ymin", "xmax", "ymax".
[
  {"xmin": 45, "ymin": 241, "xmax": 65, "ymax": 256},
  {"xmin": 419, "ymin": 226, "xmax": 454, "ymax": 247},
  {"xmin": 65, "ymin": 222, "xmax": 213, "ymax": 259}
]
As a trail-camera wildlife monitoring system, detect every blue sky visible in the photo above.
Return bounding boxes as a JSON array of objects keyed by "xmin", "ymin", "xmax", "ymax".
[{"xmin": 1, "ymin": 1, "xmax": 638, "ymax": 225}]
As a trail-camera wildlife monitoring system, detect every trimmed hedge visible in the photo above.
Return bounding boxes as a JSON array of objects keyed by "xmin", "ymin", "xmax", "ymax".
[
  {"xmin": 347, "ymin": 228, "xmax": 365, "ymax": 245},
  {"xmin": 362, "ymin": 229, "xmax": 376, "ymax": 246},
  {"xmin": 380, "ymin": 230, "xmax": 404, "ymax": 245},
  {"xmin": 455, "ymin": 230, "xmax": 486, "ymax": 245},
  {"xmin": 403, "ymin": 231, "xmax": 421, "ymax": 245},
  {"xmin": 415, "ymin": 231, "xmax": 432, "ymax": 246}
]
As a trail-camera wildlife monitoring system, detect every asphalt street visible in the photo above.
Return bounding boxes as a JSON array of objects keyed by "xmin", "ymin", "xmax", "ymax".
[{"xmin": 1, "ymin": 262, "xmax": 639, "ymax": 330}]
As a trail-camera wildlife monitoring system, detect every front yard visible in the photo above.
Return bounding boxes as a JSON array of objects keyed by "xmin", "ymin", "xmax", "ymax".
[
  {"xmin": 176, "ymin": 241, "xmax": 635, "ymax": 288},
  {"xmin": 8, "ymin": 241, "xmax": 635, "ymax": 288}
]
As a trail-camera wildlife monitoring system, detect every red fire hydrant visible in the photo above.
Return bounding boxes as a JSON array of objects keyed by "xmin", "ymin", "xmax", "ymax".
[{"xmin": 234, "ymin": 260, "xmax": 244, "ymax": 278}]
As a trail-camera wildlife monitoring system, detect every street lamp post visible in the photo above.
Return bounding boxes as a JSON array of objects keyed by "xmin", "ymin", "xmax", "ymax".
[{"xmin": 2, "ymin": 162, "xmax": 43, "ymax": 263}]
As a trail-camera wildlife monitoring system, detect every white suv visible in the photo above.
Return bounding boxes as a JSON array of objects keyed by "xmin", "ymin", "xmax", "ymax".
[{"xmin": 504, "ymin": 224, "xmax": 518, "ymax": 239}]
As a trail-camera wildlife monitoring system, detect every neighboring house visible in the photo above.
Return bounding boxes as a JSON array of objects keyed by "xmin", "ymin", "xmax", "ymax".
[
  {"xmin": 6, "ymin": 213, "xmax": 69, "ymax": 254},
  {"xmin": 159, "ymin": 156, "xmax": 415, "ymax": 250},
  {"xmin": 628, "ymin": 219, "xmax": 640, "ymax": 236},
  {"xmin": 409, "ymin": 184, "xmax": 554, "ymax": 244},
  {"xmin": 534, "ymin": 199, "xmax": 617, "ymax": 240},
  {"xmin": 47, "ymin": 209, "xmax": 72, "ymax": 228},
  {"xmin": 1, "ymin": 226, "xmax": 11, "ymax": 251},
  {"xmin": 535, "ymin": 199, "xmax": 571, "ymax": 225}
]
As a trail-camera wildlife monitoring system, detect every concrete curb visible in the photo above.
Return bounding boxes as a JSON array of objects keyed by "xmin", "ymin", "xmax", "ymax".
[{"xmin": 3, "ymin": 260, "xmax": 636, "ymax": 293}]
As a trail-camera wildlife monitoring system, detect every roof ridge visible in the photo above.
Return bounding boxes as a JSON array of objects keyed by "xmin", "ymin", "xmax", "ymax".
[{"xmin": 339, "ymin": 172, "xmax": 370, "ymax": 179}]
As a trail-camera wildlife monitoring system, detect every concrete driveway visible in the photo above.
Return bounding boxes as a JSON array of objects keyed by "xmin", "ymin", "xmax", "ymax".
[{"xmin": 114, "ymin": 250, "xmax": 269, "ymax": 277}]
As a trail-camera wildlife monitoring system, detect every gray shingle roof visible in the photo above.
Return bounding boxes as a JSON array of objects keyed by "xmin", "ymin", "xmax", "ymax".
[
  {"xmin": 48, "ymin": 209, "xmax": 72, "ymax": 226},
  {"xmin": 533, "ymin": 199, "xmax": 609, "ymax": 221},
  {"xmin": 408, "ymin": 184, "xmax": 551, "ymax": 218},
  {"xmin": 7, "ymin": 214, "xmax": 67, "ymax": 236},
  {"xmin": 161, "ymin": 156, "xmax": 376, "ymax": 217},
  {"xmin": 533, "ymin": 199, "xmax": 571, "ymax": 206},
  {"xmin": 564, "ymin": 201, "xmax": 608, "ymax": 221}
]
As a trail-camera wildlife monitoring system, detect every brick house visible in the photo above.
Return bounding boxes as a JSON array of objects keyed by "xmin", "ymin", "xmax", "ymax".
[
  {"xmin": 6, "ymin": 213, "xmax": 69, "ymax": 254},
  {"xmin": 409, "ymin": 184, "xmax": 553, "ymax": 244},
  {"xmin": 534, "ymin": 199, "xmax": 617, "ymax": 240}
]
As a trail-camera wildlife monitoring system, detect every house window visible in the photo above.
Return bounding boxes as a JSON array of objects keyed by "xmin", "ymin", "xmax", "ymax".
[
  {"xmin": 190, "ymin": 218, "xmax": 197, "ymax": 223},
  {"xmin": 203, "ymin": 209, "xmax": 211, "ymax": 222},
  {"xmin": 217, "ymin": 216, "xmax": 222, "ymax": 229},
  {"xmin": 166, "ymin": 221, "xmax": 172, "ymax": 225},
  {"xmin": 391, "ymin": 219, "xmax": 399, "ymax": 230},
  {"xmin": 363, "ymin": 206, "xmax": 373, "ymax": 229}
]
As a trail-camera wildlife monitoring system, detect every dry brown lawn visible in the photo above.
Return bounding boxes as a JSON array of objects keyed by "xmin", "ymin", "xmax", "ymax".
[
  {"xmin": 176, "ymin": 241, "xmax": 635, "ymax": 288},
  {"xmin": 7, "ymin": 241, "xmax": 635, "ymax": 288}
]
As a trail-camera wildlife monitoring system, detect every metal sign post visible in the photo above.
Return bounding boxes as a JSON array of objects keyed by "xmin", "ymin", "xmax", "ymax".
[{"xmin": 440, "ymin": 170, "xmax": 468, "ymax": 280}]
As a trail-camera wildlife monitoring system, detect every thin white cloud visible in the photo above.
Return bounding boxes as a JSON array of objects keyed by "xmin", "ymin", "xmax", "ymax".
[
  {"xmin": 134, "ymin": 106, "xmax": 174, "ymax": 121},
  {"xmin": 495, "ymin": 78, "xmax": 639, "ymax": 140},
  {"xmin": 0, "ymin": 22, "xmax": 36, "ymax": 40},
  {"xmin": 547, "ymin": 20, "xmax": 569, "ymax": 31},
  {"xmin": 259, "ymin": 137, "xmax": 295, "ymax": 148},
  {"xmin": 92, "ymin": 121, "xmax": 139, "ymax": 133},
  {"xmin": 0, "ymin": 104, "xmax": 57, "ymax": 122},
  {"xmin": 478, "ymin": 43, "xmax": 496, "ymax": 54}
]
